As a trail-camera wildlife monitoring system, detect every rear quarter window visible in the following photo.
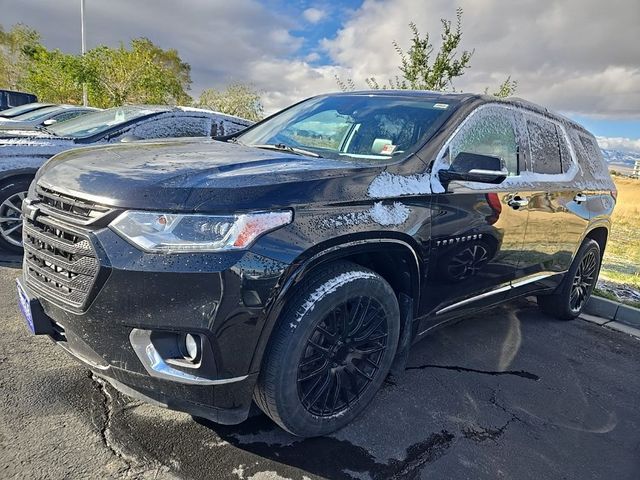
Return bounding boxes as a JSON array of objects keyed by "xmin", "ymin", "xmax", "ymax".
[{"xmin": 579, "ymin": 135, "xmax": 602, "ymax": 162}]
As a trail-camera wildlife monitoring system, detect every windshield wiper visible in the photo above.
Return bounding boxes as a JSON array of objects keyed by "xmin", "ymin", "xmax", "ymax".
[
  {"xmin": 252, "ymin": 143, "xmax": 322, "ymax": 158},
  {"xmin": 36, "ymin": 125, "xmax": 56, "ymax": 136}
]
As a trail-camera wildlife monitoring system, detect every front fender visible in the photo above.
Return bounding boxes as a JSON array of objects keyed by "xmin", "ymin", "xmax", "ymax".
[{"xmin": 248, "ymin": 236, "xmax": 423, "ymax": 374}]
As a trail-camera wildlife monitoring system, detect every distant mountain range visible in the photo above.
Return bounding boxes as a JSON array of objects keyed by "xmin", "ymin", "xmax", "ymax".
[{"xmin": 601, "ymin": 149, "xmax": 640, "ymax": 168}]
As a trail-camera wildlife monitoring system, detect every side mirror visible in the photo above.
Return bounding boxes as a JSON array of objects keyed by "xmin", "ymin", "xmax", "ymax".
[
  {"xmin": 43, "ymin": 119, "xmax": 57, "ymax": 126},
  {"xmin": 438, "ymin": 152, "xmax": 508, "ymax": 189},
  {"xmin": 120, "ymin": 134, "xmax": 142, "ymax": 143}
]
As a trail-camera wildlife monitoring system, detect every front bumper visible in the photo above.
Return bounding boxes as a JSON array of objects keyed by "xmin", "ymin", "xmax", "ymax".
[{"xmin": 23, "ymin": 222, "xmax": 288, "ymax": 424}]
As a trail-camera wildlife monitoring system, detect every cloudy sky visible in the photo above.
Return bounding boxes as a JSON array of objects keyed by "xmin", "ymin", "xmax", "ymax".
[{"xmin": 3, "ymin": 0, "xmax": 639, "ymax": 149}]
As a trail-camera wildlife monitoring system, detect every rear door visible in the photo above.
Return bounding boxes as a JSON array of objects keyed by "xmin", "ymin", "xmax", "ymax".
[
  {"xmin": 420, "ymin": 105, "xmax": 529, "ymax": 328},
  {"xmin": 512, "ymin": 112, "xmax": 589, "ymax": 294}
]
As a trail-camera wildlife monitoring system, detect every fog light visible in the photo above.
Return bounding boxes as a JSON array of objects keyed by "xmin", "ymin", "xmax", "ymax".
[{"xmin": 183, "ymin": 333, "xmax": 200, "ymax": 362}]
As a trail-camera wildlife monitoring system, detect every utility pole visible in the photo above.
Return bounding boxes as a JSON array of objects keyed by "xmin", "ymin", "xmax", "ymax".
[{"xmin": 81, "ymin": 0, "xmax": 88, "ymax": 106}]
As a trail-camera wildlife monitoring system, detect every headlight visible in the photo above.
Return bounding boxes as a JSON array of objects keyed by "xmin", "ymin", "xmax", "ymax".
[{"xmin": 110, "ymin": 210, "xmax": 293, "ymax": 253}]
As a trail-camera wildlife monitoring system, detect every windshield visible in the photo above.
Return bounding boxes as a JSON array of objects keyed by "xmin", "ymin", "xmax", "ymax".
[
  {"xmin": 11, "ymin": 105, "xmax": 66, "ymax": 122},
  {"xmin": 0, "ymin": 103, "xmax": 52, "ymax": 118},
  {"xmin": 237, "ymin": 95, "xmax": 456, "ymax": 160},
  {"xmin": 47, "ymin": 106, "xmax": 160, "ymax": 138}
]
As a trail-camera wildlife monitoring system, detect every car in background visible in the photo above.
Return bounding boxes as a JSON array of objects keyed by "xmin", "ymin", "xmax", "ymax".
[
  {"xmin": 0, "ymin": 102, "xmax": 55, "ymax": 119},
  {"xmin": 0, "ymin": 105, "xmax": 99, "ymax": 132},
  {"xmin": 0, "ymin": 90, "xmax": 37, "ymax": 111},
  {"xmin": 0, "ymin": 105, "xmax": 252, "ymax": 250}
]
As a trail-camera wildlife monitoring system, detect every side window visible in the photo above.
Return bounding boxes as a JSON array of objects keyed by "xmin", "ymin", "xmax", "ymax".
[
  {"xmin": 526, "ymin": 116, "xmax": 562, "ymax": 174},
  {"xmin": 130, "ymin": 116, "xmax": 212, "ymax": 139},
  {"xmin": 8, "ymin": 92, "xmax": 20, "ymax": 107},
  {"xmin": 449, "ymin": 107, "xmax": 519, "ymax": 176}
]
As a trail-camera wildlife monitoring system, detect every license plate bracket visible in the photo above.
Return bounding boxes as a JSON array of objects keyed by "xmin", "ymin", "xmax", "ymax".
[{"xmin": 16, "ymin": 279, "xmax": 53, "ymax": 335}]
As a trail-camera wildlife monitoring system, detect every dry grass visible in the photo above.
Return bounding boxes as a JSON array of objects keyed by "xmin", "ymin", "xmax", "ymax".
[{"xmin": 600, "ymin": 177, "xmax": 640, "ymax": 289}]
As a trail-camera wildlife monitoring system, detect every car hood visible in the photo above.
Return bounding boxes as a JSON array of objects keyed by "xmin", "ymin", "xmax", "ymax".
[{"xmin": 37, "ymin": 138, "xmax": 384, "ymax": 211}]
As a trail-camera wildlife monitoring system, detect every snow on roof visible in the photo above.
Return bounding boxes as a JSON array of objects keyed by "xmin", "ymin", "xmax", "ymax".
[{"xmin": 176, "ymin": 106, "xmax": 253, "ymax": 125}]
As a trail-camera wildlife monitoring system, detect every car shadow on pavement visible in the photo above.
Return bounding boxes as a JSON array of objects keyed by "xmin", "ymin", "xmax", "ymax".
[
  {"xmin": 171, "ymin": 300, "xmax": 544, "ymax": 479},
  {"xmin": 194, "ymin": 413, "xmax": 454, "ymax": 480}
]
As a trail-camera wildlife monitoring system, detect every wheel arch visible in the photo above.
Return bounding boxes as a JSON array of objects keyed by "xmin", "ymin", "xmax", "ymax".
[
  {"xmin": 249, "ymin": 237, "xmax": 423, "ymax": 374},
  {"xmin": 0, "ymin": 168, "xmax": 37, "ymax": 185},
  {"xmin": 583, "ymin": 224, "xmax": 609, "ymax": 260}
]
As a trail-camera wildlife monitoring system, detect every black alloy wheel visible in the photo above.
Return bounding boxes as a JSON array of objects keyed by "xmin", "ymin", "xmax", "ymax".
[
  {"xmin": 254, "ymin": 261, "xmax": 400, "ymax": 437},
  {"xmin": 569, "ymin": 248, "xmax": 598, "ymax": 313},
  {"xmin": 297, "ymin": 296, "xmax": 388, "ymax": 417},
  {"xmin": 538, "ymin": 239, "xmax": 601, "ymax": 320}
]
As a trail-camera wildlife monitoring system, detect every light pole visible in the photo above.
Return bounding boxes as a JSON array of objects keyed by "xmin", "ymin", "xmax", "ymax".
[{"xmin": 81, "ymin": 0, "xmax": 88, "ymax": 106}]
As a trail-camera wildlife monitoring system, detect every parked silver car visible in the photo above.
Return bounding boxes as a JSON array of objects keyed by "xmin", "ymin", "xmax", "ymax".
[
  {"xmin": 0, "ymin": 105, "xmax": 253, "ymax": 250},
  {"xmin": 0, "ymin": 102, "xmax": 54, "ymax": 119},
  {"xmin": 0, "ymin": 105, "xmax": 99, "ymax": 132}
]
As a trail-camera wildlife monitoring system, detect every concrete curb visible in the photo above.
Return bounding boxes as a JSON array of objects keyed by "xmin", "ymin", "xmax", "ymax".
[
  {"xmin": 584, "ymin": 295, "xmax": 640, "ymax": 329},
  {"xmin": 580, "ymin": 313, "xmax": 640, "ymax": 340}
]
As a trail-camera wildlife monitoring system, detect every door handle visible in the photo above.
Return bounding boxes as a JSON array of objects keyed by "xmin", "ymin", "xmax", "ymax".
[
  {"xmin": 507, "ymin": 196, "xmax": 529, "ymax": 209},
  {"xmin": 574, "ymin": 193, "xmax": 588, "ymax": 203}
]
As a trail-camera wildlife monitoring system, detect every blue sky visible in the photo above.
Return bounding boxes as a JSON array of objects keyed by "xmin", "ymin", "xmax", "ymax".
[
  {"xmin": 277, "ymin": 0, "xmax": 364, "ymax": 65},
  {"xmin": 3, "ymin": 0, "xmax": 639, "ymax": 148},
  {"xmin": 568, "ymin": 116, "xmax": 639, "ymax": 141}
]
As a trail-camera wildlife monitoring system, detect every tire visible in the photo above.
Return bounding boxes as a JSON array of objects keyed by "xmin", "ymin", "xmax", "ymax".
[
  {"xmin": 0, "ymin": 177, "xmax": 31, "ymax": 252},
  {"xmin": 537, "ymin": 239, "xmax": 601, "ymax": 320},
  {"xmin": 254, "ymin": 261, "xmax": 400, "ymax": 437}
]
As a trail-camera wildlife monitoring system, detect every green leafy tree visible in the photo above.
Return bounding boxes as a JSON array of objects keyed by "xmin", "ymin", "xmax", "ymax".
[
  {"xmin": 82, "ymin": 39, "xmax": 192, "ymax": 108},
  {"xmin": 21, "ymin": 47, "xmax": 83, "ymax": 104},
  {"xmin": 129, "ymin": 38, "xmax": 192, "ymax": 103},
  {"xmin": 486, "ymin": 76, "xmax": 518, "ymax": 98},
  {"xmin": 196, "ymin": 83, "xmax": 263, "ymax": 122},
  {"xmin": 337, "ymin": 8, "xmax": 516, "ymax": 97},
  {"xmin": 0, "ymin": 24, "xmax": 41, "ymax": 89}
]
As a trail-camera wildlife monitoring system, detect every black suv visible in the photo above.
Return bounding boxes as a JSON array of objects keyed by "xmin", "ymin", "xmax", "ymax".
[{"xmin": 17, "ymin": 91, "xmax": 616, "ymax": 437}]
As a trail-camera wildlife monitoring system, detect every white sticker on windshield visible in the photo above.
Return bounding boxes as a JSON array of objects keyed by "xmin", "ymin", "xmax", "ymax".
[
  {"xmin": 433, "ymin": 103, "xmax": 449, "ymax": 109},
  {"xmin": 380, "ymin": 144, "xmax": 397, "ymax": 155}
]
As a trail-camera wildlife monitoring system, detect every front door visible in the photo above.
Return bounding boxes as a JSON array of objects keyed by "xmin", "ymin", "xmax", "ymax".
[{"xmin": 419, "ymin": 105, "xmax": 530, "ymax": 332}]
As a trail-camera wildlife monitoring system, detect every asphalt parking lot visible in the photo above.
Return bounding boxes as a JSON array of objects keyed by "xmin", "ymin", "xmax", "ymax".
[{"xmin": 1, "ymin": 254, "xmax": 639, "ymax": 480}]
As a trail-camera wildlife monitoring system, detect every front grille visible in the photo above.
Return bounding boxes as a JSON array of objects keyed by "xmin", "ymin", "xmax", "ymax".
[
  {"xmin": 36, "ymin": 186, "xmax": 111, "ymax": 225},
  {"xmin": 23, "ymin": 204, "xmax": 101, "ymax": 310}
]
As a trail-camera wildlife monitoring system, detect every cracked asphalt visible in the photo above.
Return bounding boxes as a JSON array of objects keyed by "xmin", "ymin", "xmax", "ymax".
[{"xmin": 1, "ymin": 254, "xmax": 639, "ymax": 480}]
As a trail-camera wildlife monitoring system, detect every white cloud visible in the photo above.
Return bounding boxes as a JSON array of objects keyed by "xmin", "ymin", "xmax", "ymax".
[
  {"xmin": 321, "ymin": 0, "xmax": 640, "ymax": 118},
  {"xmin": 304, "ymin": 52, "xmax": 321, "ymax": 62},
  {"xmin": 2, "ymin": 0, "xmax": 639, "ymax": 119},
  {"xmin": 244, "ymin": 58, "xmax": 343, "ymax": 113},
  {"xmin": 596, "ymin": 136, "xmax": 640, "ymax": 153},
  {"xmin": 303, "ymin": 7, "xmax": 327, "ymax": 24}
]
